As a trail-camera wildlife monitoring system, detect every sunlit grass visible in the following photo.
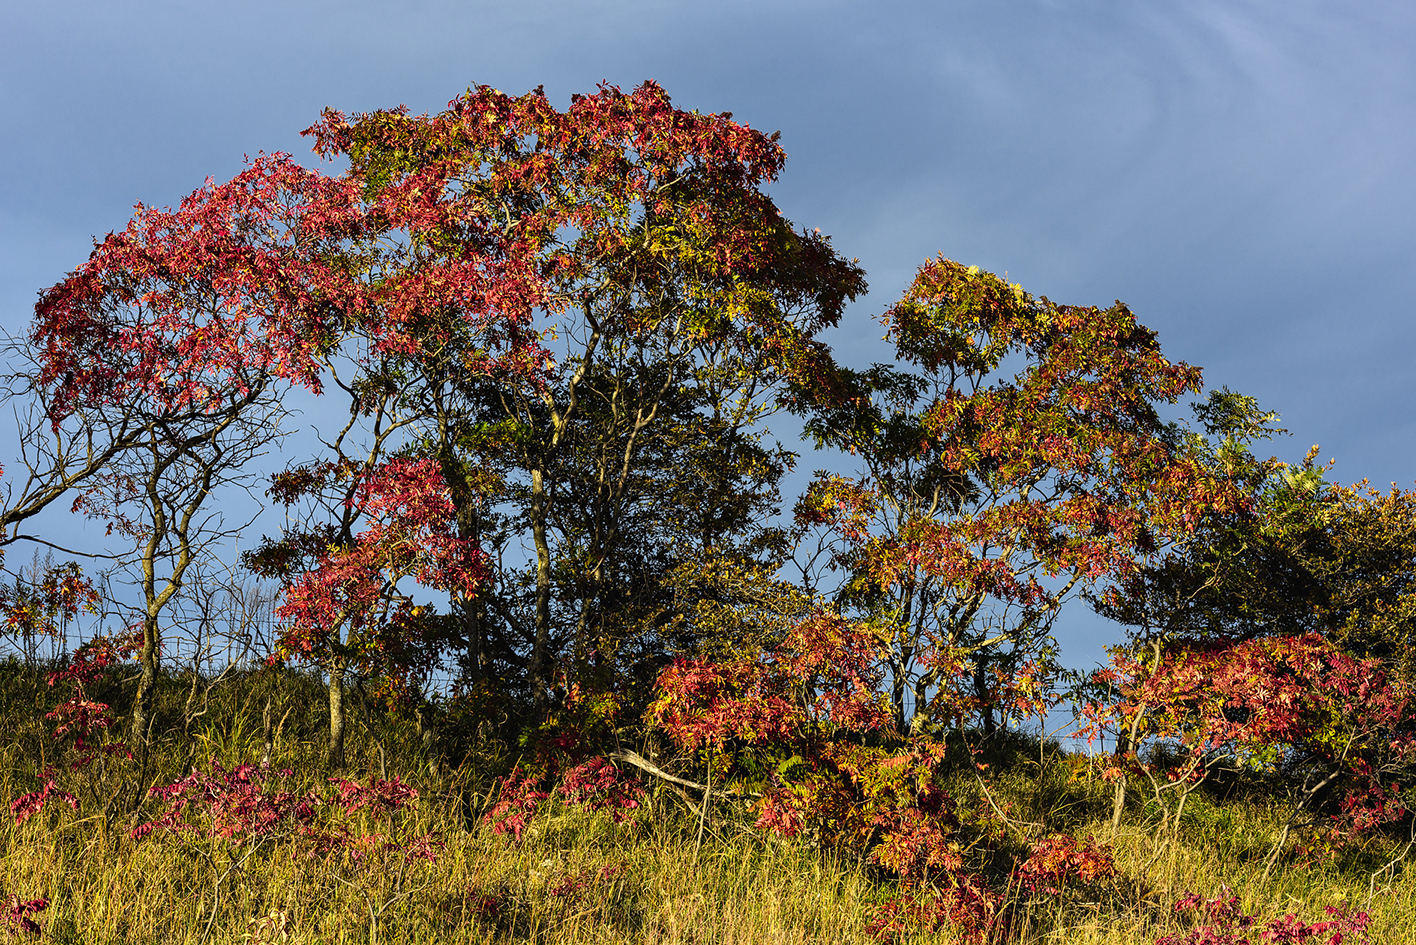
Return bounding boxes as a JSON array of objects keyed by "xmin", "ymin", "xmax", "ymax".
[{"xmin": 1, "ymin": 661, "xmax": 1412, "ymax": 944}]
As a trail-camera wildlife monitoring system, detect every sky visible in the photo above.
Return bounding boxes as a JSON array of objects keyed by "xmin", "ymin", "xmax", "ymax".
[{"xmin": 3, "ymin": 0, "xmax": 1414, "ymax": 673}]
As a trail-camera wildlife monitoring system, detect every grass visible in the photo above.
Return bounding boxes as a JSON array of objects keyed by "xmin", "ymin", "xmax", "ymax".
[{"xmin": 0, "ymin": 658, "xmax": 1412, "ymax": 944}]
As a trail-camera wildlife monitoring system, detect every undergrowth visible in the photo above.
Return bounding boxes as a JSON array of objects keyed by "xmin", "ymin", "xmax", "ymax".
[{"xmin": 0, "ymin": 658, "xmax": 1410, "ymax": 944}]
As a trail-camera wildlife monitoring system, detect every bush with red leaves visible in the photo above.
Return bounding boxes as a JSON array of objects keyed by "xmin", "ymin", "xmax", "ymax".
[
  {"xmin": 10, "ymin": 636, "xmax": 134, "ymax": 826},
  {"xmin": 1155, "ymin": 887, "xmax": 1372, "ymax": 945},
  {"xmin": 132, "ymin": 763, "xmax": 438, "ymax": 867},
  {"xmin": 3, "ymin": 896, "xmax": 49, "ymax": 938},
  {"xmin": 1013, "ymin": 833, "xmax": 1116, "ymax": 897}
]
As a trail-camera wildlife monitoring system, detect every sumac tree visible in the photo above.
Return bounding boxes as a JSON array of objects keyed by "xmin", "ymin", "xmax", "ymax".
[
  {"xmin": 1082, "ymin": 633, "xmax": 1414, "ymax": 870},
  {"xmin": 24, "ymin": 155, "xmax": 364, "ymax": 750},
  {"xmin": 793, "ymin": 258, "xmax": 1229, "ymax": 735},
  {"xmin": 248, "ymin": 456, "xmax": 490, "ymax": 767}
]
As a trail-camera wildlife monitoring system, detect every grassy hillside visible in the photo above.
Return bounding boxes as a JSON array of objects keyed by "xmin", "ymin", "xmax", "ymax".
[{"xmin": 0, "ymin": 658, "xmax": 1410, "ymax": 944}]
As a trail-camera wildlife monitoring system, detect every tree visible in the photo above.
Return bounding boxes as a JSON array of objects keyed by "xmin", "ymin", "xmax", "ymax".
[
  {"xmin": 1095, "ymin": 388, "xmax": 1416, "ymax": 683},
  {"xmin": 793, "ymin": 258, "xmax": 1228, "ymax": 735},
  {"xmin": 249, "ymin": 454, "xmax": 489, "ymax": 768},
  {"xmin": 24, "ymin": 154, "xmax": 362, "ymax": 752},
  {"xmin": 291, "ymin": 82, "xmax": 864, "ymax": 714},
  {"xmin": 243, "ymin": 340, "xmax": 489, "ymax": 769},
  {"xmin": 1089, "ymin": 388, "xmax": 1322, "ymax": 644},
  {"xmin": 0, "ymin": 551, "xmax": 100, "ymax": 665},
  {"xmin": 1085, "ymin": 393, "xmax": 1416, "ymax": 843},
  {"xmin": 1081, "ymin": 634, "xmax": 1413, "ymax": 873}
]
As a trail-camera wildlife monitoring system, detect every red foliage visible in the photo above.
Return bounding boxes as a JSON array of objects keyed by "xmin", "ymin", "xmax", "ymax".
[
  {"xmin": 557, "ymin": 758, "xmax": 645, "ymax": 824},
  {"xmin": 794, "ymin": 258, "xmax": 1240, "ymax": 733},
  {"xmin": 268, "ymin": 457, "xmax": 489, "ymax": 698},
  {"xmin": 300, "ymin": 81, "xmax": 818, "ymax": 367},
  {"xmin": 11, "ymin": 637, "xmax": 134, "ymax": 826},
  {"xmin": 1155, "ymin": 887, "xmax": 1372, "ymax": 945},
  {"xmin": 864, "ymin": 877, "xmax": 1003, "ymax": 944},
  {"xmin": 1083, "ymin": 633, "xmax": 1414, "ymax": 852},
  {"xmin": 648, "ymin": 611, "xmax": 890, "ymax": 752},
  {"xmin": 327, "ymin": 774, "xmax": 420, "ymax": 819},
  {"xmin": 1012, "ymin": 833, "xmax": 1116, "ymax": 896},
  {"xmin": 482, "ymin": 768, "xmax": 551, "ymax": 843},
  {"xmin": 546, "ymin": 862, "xmax": 628, "ymax": 906},
  {"xmin": 31, "ymin": 154, "xmax": 366, "ymax": 422},
  {"xmin": 134, "ymin": 762, "xmax": 318, "ymax": 843},
  {"xmin": 3, "ymin": 895, "xmax": 49, "ymax": 938},
  {"xmin": 650, "ymin": 621, "xmax": 1027, "ymax": 943},
  {"xmin": 132, "ymin": 762, "xmax": 434, "ymax": 866},
  {"xmin": 482, "ymin": 755, "xmax": 646, "ymax": 840}
]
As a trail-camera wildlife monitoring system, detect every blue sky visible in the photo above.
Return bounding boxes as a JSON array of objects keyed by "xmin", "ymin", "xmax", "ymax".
[{"xmin": 3, "ymin": 0, "xmax": 1413, "ymax": 670}]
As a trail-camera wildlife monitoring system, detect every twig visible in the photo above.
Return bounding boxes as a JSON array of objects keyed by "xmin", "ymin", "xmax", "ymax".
[{"xmin": 1366, "ymin": 816, "xmax": 1415, "ymax": 910}]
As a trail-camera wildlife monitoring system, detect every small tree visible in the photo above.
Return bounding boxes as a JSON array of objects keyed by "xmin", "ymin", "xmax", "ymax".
[
  {"xmin": 25, "ymin": 154, "xmax": 362, "ymax": 752},
  {"xmin": 793, "ymin": 258, "xmax": 1225, "ymax": 735},
  {"xmin": 250, "ymin": 456, "xmax": 489, "ymax": 768},
  {"xmin": 1082, "ymin": 633, "xmax": 1413, "ymax": 871}
]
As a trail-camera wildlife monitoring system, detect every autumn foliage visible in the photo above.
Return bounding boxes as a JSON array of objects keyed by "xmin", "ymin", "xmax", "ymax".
[{"xmin": 3, "ymin": 80, "xmax": 1416, "ymax": 943}]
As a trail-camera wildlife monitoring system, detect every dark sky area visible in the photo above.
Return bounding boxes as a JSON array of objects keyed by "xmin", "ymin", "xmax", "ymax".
[{"xmin": 3, "ymin": 0, "xmax": 1412, "ymax": 672}]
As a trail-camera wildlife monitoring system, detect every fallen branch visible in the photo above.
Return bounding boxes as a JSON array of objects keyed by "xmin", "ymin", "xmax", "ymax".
[{"xmin": 609, "ymin": 750, "xmax": 760, "ymax": 800}]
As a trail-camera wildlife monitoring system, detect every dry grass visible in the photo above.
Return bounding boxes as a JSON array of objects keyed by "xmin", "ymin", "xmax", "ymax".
[
  {"xmin": 1, "ymin": 792, "xmax": 883, "ymax": 944},
  {"xmin": 1, "ymin": 661, "xmax": 1413, "ymax": 944}
]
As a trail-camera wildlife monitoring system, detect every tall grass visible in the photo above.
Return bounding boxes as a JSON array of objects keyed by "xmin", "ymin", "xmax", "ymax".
[{"xmin": 1, "ymin": 659, "xmax": 1411, "ymax": 943}]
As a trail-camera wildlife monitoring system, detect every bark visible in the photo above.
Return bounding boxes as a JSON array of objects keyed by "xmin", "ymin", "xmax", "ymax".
[
  {"xmin": 529, "ymin": 466, "xmax": 554, "ymax": 710},
  {"xmin": 891, "ymin": 652, "xmax": 909, "ymax": 735},
  {"xmin": 974, "ymin": 657, "xmax": 997, "ymax": 737},
  {"xmin": 260, "ymin": 697, "xmax": 274, "ymax": 768},
  {"xmin": 1110, "ymin": 731, "xmax": 1130, "ymax": 834},
  {"xmin": 436, "ymin": 396, "xmax": 489, "ymax": 686},
  {"xmin": 129, "ymin": 613, "xmax": 160, "ymax": 753},
  {"xmin": 609, "ymin": 749, "xmax": 755, "ymax": 799},
  {"xmin": 327, "ymin": 667, "xmax": 346, "ymax": 770}
]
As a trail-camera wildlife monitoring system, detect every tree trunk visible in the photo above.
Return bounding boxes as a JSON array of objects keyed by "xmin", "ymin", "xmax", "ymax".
[
  {"xmin": 891, "ymin": 652, "xmax": 908, "ymax": 735},
  {"xmin": 529, "ymin": 466, "xmax": 553, "ymax": 710},
  {"xmin": 129, "ymin": 613, "xmax": 161, "ymax": 751},
  {"xmin": 1110, "ymin": 729, "xmax": 1130, "ymax": 834},
  {"xmin": 974, "ymin": 658, "xmax": 997, "ymax": 737},
  {"xmin": 439, "ymin": 434, "xmax": 488, "ymax": 687},
  {"xmin": 458, "ymin": 593, "xmax": 485, "ymax": 684},
  {"xmin": 260, "ymin": 697, "xmax": 274, "ymax": 768},
  {"xmin": 327, "ymin": 667, "xmax": 346, "ymax": 770},
  {"xmin": 1110, "ymin": 667, "xmax": 1151, "ymax": 835}
]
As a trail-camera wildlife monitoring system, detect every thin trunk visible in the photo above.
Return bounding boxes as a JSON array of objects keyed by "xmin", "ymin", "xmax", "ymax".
[
  {"xmin": 523, "ymin": 320, "xmax": 599, "ymax": 709},
  {"xmin": 974, "ymin": 658, "xmax": 997, "ymax": 737},
  {"xmin": 260, "ymin": 697, "xmax": 274, "ymax": 768},
  {"xmin": 1114, "ymin": 641, "xmax": 1163, "ymax": 835},
  {"xmin": 131, "ymin": 434, "xmax": 168, "ymax": 752},
  {"xmin": 1264, "ymin": 764, "xmax": 1345, "ymax": 880},
  {"xmin": 529, "ymin": 466, "xmax": 553, "ymax": 710},
  {"xmin": 129, "ymin": 613, "xmax": 160, "ymax": 751},
  {"xmin": 1110, "ymin": 732, "xmax": 1130, "ymax": 835},
  {"xmin": 454, "ymin": 499, "xmax": 485, "ymax": 685},
  {"xmin": 891, "ymin": 650, "xmax": 909, "ymax": 735},
  {"xmin": 128, "ymin": 419, "xmax": 224, "ymax": 750},
  {"xmin": 458, "ymin": 592, "xmax": 485, "ymax": 684},
  {"xmin": 437, "ymin": 398, "xmax": 488, "ymax": 687},
  {"xmin": 895, "ymin": 578, "xmax": 917, "ymax": 735},
  {"xmin": 327, "ymin": 666, "xmax": 346, "ymax": 770},
  {"xmin": 913, "ymin": 677, "xmax": 929, "ymax": 733},
  {"xmin": 1110, "ymin": 703, "xmax": 1147, "ymax": 835}
]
